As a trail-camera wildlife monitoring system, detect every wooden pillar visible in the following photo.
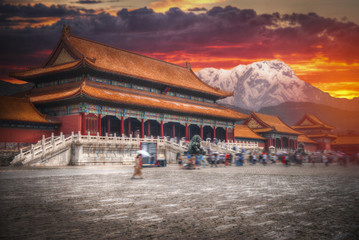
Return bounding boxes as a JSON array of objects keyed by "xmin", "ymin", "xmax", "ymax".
[
  {"xmin": 107, "ymin": 115, "xmax": 110, "ymax": 136},
  {"xmin": 160, "ymin": 121, "xmax": 164, "ymax": 137},
  {"xmin": 200, "ymin": 125, "xmax": 203, "ymax": 140},
  {"xmin": 281, "ymin": 137, "xmax": 283, "ymax": 149},
  {"xmin": 185, "ymin": 123, "xmax": 188, "ymax": 140},
  {"xmin": 213, "ymin": 126, "xmax": 216, "ymax": 139},
  {"xmin": 147, "ymin": 120, "xmax": 151, "ymax": 136},
  {"xmin": 98, "ymin": 114, "xmax": 101, "ymax": 135},
  {"xmin": 141, "ymin": 119, "xmax": 144, "ymax": 138},
  {"xmin": 81, "ymin": 112, "xmax": 86, "ymax": 135},
  {"xmin": 121, "ymin": 116, "xmax": 124, "ymax": 136},
  {"xmin": 225, "ymin": 128, "xmax": 228, "ymax": 142},
  {"xmin": 172, "ymin": 123, "xmax": 175, "ymax": 139},
  {"xmin": 128, "ymin": 118, "xmax": 131, "ymax": 137}
]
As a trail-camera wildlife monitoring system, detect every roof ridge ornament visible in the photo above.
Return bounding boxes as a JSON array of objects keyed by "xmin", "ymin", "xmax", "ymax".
[
  {"xmin": 186, "ymin": 61, "xmax": 191, "ymax": 70},
  {"xmin": 62, "ymin": 25, "xmax": 71, "ymax": 35}
]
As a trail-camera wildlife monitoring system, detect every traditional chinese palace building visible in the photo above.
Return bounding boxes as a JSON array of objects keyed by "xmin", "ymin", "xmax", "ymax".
[
  {"xmin": 9, "ymin": 26, "xmax": 247, "ymax": 143},
  {"xmin": 234, "ymin": 125, "xmax": 265, "ymax": 148},
  {"xmin": 242, "ymin": 112, "xmax": 302, "ymax": 152},
  {"xmin": 291, "ymin": 114, "xmax": 336, "ymax": 151}
]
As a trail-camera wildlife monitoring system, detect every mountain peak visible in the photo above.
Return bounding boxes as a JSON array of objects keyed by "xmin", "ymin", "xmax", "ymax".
[{"xmin": 196, "ymin": 60, "xmax": 359, "ymax": 112}]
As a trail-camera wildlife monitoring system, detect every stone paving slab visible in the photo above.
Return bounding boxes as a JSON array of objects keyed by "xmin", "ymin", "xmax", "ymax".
[{"xmin": 1, "ymin": 164, "xmax": 359, "ymax": 240}]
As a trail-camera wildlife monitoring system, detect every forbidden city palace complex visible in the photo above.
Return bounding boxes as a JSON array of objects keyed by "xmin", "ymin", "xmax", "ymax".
[{"xmin": 1, "ymin": 25, "xmax": 355, "ymax": 165}]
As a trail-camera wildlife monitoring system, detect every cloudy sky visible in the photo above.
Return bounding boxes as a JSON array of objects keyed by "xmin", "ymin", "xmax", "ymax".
[{"xmin": 1, "ymin": 0, "xmax": 359, "ymax": 99}]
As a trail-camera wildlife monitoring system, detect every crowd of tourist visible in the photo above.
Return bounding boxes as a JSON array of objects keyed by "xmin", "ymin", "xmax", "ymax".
[{"xmin": 177, "ymin": 150, "xmax": 359, "ymax": 169}]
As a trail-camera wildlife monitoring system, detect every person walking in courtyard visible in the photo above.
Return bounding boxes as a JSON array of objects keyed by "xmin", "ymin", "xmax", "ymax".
[
  {"xmin": 131, "ymin": 154, "xmax": 144, "ymax": 179},
  {"xmin": 178, "ymin": 154, "xmax": 183, "ymax": 169}
]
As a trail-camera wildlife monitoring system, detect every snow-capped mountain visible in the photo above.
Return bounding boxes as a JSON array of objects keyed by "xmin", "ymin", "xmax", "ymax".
[{"xmin": 196, "ymin": 60, "xmax": 359, "ymax": 111}]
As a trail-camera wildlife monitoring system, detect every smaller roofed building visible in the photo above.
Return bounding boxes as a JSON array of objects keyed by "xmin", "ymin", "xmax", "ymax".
[
  {"xmin": 291, "ymin": 114, "xmax": 336, "ymax": 151},
  {"xmin": 234, "ymin": 125, "xmax": 266, "ymax": 148},
  {"xmin": 331, "ymin": 136, "xmax": 359, "ymax": 155},
  {"xmin": 0, "ymin": 96, "xmax": 58, "ymax": 149},
  {"xmin": 243, "ymin": 112, "xmax": 302, "ymax": 153}
]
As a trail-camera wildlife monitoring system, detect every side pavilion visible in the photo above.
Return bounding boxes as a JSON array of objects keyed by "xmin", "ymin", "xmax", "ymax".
[{"xmin": 242, "ymin": 112, "xmax": 302, "ymax": 153}]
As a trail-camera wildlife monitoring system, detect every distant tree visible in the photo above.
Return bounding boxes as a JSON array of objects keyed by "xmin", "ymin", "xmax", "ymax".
[{"xmin": 187, "ymin": 135, "xmax": 205, "ymax": 155}]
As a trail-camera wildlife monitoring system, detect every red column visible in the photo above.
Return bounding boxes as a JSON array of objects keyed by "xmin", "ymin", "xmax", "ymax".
[
  {"xmin": 98, "ymin": 114, "xmax": 101, "ymax": 135},
  {"xmin": 121, "ymin": 117, "xmax": 124, "ymax": 136},
  {"xmin": 147, "ymin": 121, "xmax": 151, "ymax": 136},
  {"xmin": 213, "ymin": 126, "xmax": 216, "ymax": 139},
  {"xmin": 81, "ymin": 112, "xmax": 86, "ymax": 135},
  {"xmin": 128, "ymin": 118, "xmax": 131, "ymax": 137},
  {"xmin": 200, "ymin": 125, "xmax": 203, "ymax": 140},
  {"xmin": 107, "ymin": 115, "xmax": 110, "ymax": 135},
  {"xmin": 172, "ymin": 123, "xmax": 175, "ymax": 138},
  {"xmin": 141, "ymin": 119, "xmax": 144, "ymax": 138},
  {"xmin": 225, "ymin": 128, "xmax": 228, "ymax": 142},
  {"xmin": 185, "ymin": 123, "xmax": 188, "ymax": 140},
  {"xmin": 160, "ymin": 121, "xmax": 164, "ymax": 137},
  {"xmin": 269, "ymin": 137, "xmax": 272, "ymax": 146}
]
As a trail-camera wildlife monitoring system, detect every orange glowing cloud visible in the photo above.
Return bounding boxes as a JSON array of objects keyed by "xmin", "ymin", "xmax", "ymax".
[
  {"xmin": 311, "ymin": 82, "xmax": 359, "ymax": 99},
  {"xmin": 149, "ymin": 0, "xmax": 226, "ymax": 12},
  {"xmin": 7, "ymin": 16, "xmax": 61, "ymax": 29}
]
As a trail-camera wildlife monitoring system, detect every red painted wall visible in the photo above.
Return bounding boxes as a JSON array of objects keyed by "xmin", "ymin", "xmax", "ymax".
[
  {"xmin": 56, "ymin": 114, "xmax": 82, "ymax": 135},
  {"xmin": 305, "ymin": 144, "xmax": 317, "ymax": 153},
  {"xmin": 258, "ymin": 142, "xmax": 266, "ymax": 148},
  {"xmin": 0, "ymin": 127, "xmax": 54, "ymax": 144}
]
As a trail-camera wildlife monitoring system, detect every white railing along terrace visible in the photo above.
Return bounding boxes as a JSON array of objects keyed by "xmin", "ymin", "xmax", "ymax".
[{"xmin": 12, "ymin": 131, "xmax": 263, "ymax": 166}]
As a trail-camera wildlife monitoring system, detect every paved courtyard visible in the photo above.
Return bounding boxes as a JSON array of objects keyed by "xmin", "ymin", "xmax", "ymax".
[{"xmin": 1, "ymin": 163, "xmax": 359, "ymax": 240}]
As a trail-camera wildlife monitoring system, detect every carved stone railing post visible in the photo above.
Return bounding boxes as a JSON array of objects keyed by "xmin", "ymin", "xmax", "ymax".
[
  {"xmin": 42, "ymin": 135, "xmax": 45, "ymax": 156},
  {"xmin": 31, "ymin": 144, "xmax": 34, "ymax": 162}
]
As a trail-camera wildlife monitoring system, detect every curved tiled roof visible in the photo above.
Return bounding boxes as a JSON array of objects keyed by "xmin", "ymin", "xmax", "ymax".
[
  {"xmin": 10, "ymin": 60, "xmax": 82, "ymax": 79},
  {"xmin": 0, "ymin": 96, "xmax": 50, "ymax": 123},
  {"xmin": 234, "ymin": 125, "xmax": 265, "ymax": 140},
  {"xmin": 29, "ymin": 80, "xmax": 247, "ymax": 121},
  {"xmin": 250, "ymin": 112, "xmax": 301, "ymax": 135},
  {"xmin": 11, "ymin": 29, "xmax": 233, "ymax": 99},
  {"xmin": 292, "ymin": 114, "xmax": 334, "ymax": 130},
  {"xmin": 297, "ymin": 135, "xmax": 317, "ymax": 144},
  {"xmin": 306, "ymin": 134, "xmax": 337, "ymax": 139}
]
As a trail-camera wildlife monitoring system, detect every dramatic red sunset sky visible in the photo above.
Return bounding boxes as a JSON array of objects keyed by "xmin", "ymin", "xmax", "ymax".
[{"xmin": 1, "ymin": 0, "xmax": 359, "ymax": 99}]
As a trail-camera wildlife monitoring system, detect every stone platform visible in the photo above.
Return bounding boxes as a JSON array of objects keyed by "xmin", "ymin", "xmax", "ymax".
[{"xmin": 1, "ymin": 164, "xmax": 359, "ymax": 239}]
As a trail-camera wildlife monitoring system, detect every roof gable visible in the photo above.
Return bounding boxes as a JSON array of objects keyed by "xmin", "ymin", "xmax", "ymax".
[
  {"xmin": 52, "ymin": 48, "xmax": 76, "ymax": 66},
  {"xmin": 246, "ymin": 117, "xmax": 268, "ymax": 129}
]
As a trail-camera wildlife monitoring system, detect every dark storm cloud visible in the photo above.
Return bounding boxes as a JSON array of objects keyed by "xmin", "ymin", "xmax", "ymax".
[
  {"xmin": 1, "ymin": 4, "xmax": 359, "ymax": 80},
  {"xmin": 0, "ymin": 3, "xmax": 95, "ymax": 19},
  {"xmin": 188, "ymin": 7, "xmax": 207, "ymax": 12}
]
